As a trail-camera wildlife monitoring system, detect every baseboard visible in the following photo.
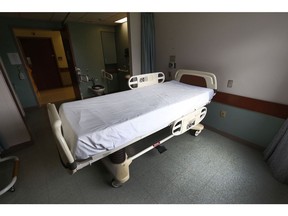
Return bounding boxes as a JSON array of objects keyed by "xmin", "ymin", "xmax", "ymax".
[
  {"xmin": 0, "ymin": 141, "xmax": 33, "ymax": 157},
  {"xmin": 213, "ymin": 92, "xmax": 288, "ymax": 119},
  {"xmin": 204, "ymin": 124, "xmax": 265, "ymax": 152}
]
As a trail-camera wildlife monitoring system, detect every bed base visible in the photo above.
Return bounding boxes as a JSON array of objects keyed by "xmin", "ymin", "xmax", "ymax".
[
  {"xmin": 102, "ymin": 106, "xmax": 207, "ymax": 187},
  {"xmin": 47, "ymin": 103, "xmax": 207, "ymax": 187}
]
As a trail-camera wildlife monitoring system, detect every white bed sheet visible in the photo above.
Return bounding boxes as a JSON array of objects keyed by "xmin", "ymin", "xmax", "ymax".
[{"xmin": 59, "ymin": 80, "xmax": 214, "ymax": 160}]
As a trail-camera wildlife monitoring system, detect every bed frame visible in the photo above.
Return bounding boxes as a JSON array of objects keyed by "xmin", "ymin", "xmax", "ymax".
[{"xmin": 47, "ymin": 69, "xmax": 217, "ymax": 187}]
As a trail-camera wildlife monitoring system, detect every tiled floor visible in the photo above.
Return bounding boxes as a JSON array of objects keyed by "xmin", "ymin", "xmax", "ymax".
[{"xmin": 1, "ymin": 106, "xmax": 288, "ymax": 205}]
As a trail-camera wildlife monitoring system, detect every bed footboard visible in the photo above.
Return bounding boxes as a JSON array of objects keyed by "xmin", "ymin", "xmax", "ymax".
[{"xmin": 47, "ymin": 103, "xmax": 77, "ymax": 173}]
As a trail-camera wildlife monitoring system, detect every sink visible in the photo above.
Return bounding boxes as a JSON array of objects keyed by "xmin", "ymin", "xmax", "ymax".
[
  {"xmin": 90, "ymin": 84, "xmax": 105, "ymax": 96},
  {"xmin": 118, "ymin": 68, "xmax": 131, "ymax": 80},
  {"xmin": 118, "ymin": 68, "xmax": 129, "ymax": 73}
]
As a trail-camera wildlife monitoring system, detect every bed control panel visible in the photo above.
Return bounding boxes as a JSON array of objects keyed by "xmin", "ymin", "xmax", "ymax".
[{"xmin": 128, "ymin": 72, "xmax": 165, "ymax": 89}]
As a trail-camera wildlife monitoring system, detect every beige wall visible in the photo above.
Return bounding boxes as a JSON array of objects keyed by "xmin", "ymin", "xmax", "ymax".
[{"xmin": 155, "ymin": 13, "xmax": 288, "ymax": 104}]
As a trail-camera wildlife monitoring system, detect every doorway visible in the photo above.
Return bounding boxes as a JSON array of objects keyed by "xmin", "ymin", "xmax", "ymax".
[
  {"xmin": 101, "ymin": 31, "xmax": 119, "ymax": 93},
  {"xmin": 14, "ymin": 29, "xmax": 77, "ymax": 106},
  {"xmin": 19, "ymin": 37, "xmax": 62, "ymax": 90}
]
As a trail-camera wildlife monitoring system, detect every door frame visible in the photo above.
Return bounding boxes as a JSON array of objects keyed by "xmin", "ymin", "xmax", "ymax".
[
  {"xmin": 60, "ymin": 25, "xmax": 81, "ymax": 100},
  {"xmin": 12, "ymin": 30, "xmax": 41, "ymax": 107}
]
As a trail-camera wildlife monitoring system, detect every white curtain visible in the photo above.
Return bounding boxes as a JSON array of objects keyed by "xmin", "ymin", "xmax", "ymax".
[
  {"xmin": 264, "ymin": 118, "xmax": 288, "ymax": 183},
  {"xmin": 141, "ymin": 13, "xmax": 155, "ymax": 74}
]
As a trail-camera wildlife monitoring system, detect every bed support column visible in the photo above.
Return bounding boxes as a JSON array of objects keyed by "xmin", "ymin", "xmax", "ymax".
[
  {"xmin": 101, "ymin": 149, "xmax": 132, "ymax": 187},
  {"xmin": 191, "ymin": 123, "xmax": 204, "ymax": 136},
  {"xmin": 102, "ymin": 106, "xmax": 208, "ymax": 188}
]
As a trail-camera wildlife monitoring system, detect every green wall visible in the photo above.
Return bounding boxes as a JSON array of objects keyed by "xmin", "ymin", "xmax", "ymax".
[
  {"xmin": 115, "ymin": 22, "xmax": 129, "ymax": 68},
  {"xmin": 0, "ymin": 16, "xmax": 62, "ymax": 108},
  {"xmin": 203, "ymin": 101, "xmax": 285, "ymax": 148},
  {"xmin": 67, "ymin": 22, "xmax": 116, "ymax": 98}
]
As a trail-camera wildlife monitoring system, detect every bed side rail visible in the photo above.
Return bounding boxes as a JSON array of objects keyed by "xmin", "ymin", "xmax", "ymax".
[
  {"xmin": 128, "ymin": 72, "xmax": 165, "ymax": 89},
  {"xmin": 172, "ymin": 107, "xmax": 207, "ymax": 136},
  {"xmin": 175, "ymin": 69, "xmax": 217, "ymax": 90},
  {"xmin": 47, "ymin": 103, "xmax": 77, "ymax": 173}
]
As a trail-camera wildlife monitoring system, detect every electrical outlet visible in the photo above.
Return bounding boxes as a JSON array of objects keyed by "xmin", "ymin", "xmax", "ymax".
[
  {"xmin": 220, "ymin": 110, "xmax": 227, "ymax": 118},
  {"xmin": 169, "ymin": 55, "xmax": 176, "ymax": 69},
  {"xmin": 169, "ymin": 62, "xmax": 176, "ymax": 69},
  {"xmin": 18, "ymin": 72, "xmax": 25, "ymax": 80},
  {"xmin": 227, "ymin": 80, "xmax": 233, "ymax": 88}
]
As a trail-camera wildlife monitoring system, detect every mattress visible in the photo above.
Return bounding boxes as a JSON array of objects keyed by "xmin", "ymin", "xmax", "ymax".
[{"xmin": 59, "ymin": 80, "xmax": 214, "ymax": 160}]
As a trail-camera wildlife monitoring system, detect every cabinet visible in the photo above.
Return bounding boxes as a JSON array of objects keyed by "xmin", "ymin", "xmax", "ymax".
[{"xmin": 0, "ymin": 58, "xmax": 31, "ymax": 152}]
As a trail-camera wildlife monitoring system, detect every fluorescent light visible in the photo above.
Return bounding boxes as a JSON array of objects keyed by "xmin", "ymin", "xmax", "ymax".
[{"xmin": 115, "ymin": 17, "xmax": 127, "ymax": 23}]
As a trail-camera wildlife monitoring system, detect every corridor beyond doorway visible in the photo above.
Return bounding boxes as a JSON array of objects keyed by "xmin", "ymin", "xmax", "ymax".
[{"xmin": 38, "ymin": 86, "xmax": 75, "ymax": 106}]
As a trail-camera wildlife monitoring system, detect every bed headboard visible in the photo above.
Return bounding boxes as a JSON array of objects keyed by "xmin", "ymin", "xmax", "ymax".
[{"xmin": 175, "ymin": 69, "xmax": 217, "ymax": 90}]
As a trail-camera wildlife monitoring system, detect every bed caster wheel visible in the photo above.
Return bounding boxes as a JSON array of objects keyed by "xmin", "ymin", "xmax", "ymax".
[
  {"xmin": 111, "ymin": 179, "xmax": 122, "ymax": 188},
  {"xmin": 10, "ymin": 186, "xmax": 15, "ymax": 192},
  {"xmin": 191, "ymin": 129, "xmax": 202, "ymax": 137}
]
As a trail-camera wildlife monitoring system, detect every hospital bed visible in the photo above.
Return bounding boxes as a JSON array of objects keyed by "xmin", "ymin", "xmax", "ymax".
[{"xmin": 47, "ymin": 69, "xmax": 217, "ymax": 187}]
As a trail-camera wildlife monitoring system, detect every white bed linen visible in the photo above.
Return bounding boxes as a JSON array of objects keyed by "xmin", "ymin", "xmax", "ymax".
[{"xmin": 59, "ymin": 80, "xmax": 214, "ymax": 160}]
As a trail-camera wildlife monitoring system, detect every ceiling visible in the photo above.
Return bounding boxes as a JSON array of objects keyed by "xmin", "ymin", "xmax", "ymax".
[{"xmin": 0, "ymin": 12, "xmax": 128, "ymax": 26}]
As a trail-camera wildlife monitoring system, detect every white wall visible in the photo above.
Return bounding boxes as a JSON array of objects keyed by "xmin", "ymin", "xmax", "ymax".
[{"xmin": 154, "ymin": 13, "xmax": 288, "ymax": 105}]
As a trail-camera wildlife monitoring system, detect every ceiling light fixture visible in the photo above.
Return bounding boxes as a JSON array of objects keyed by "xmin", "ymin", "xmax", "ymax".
[{"xmin": 115, "ymin": 17, "xmax": 127, "ymax": 23}]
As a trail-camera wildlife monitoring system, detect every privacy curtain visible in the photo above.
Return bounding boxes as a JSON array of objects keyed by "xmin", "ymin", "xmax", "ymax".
[
  {"xmin": 141, "ymin": 13, "xmax": 155, "ymax": 74},
  {"xmin": 264, "ymin": 118, "xmax": 288, "ymax": 183}
]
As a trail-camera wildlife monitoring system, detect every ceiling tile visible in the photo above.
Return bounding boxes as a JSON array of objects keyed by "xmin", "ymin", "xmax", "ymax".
[{"xmin": 0, "ymin": 12, "xmax": 128, "ymax": 25}]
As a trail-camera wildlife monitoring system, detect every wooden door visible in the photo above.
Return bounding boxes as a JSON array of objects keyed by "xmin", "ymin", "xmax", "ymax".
[{"xmin": 19, "ymin": 37, "xmax": 62, "ymax": 91}]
